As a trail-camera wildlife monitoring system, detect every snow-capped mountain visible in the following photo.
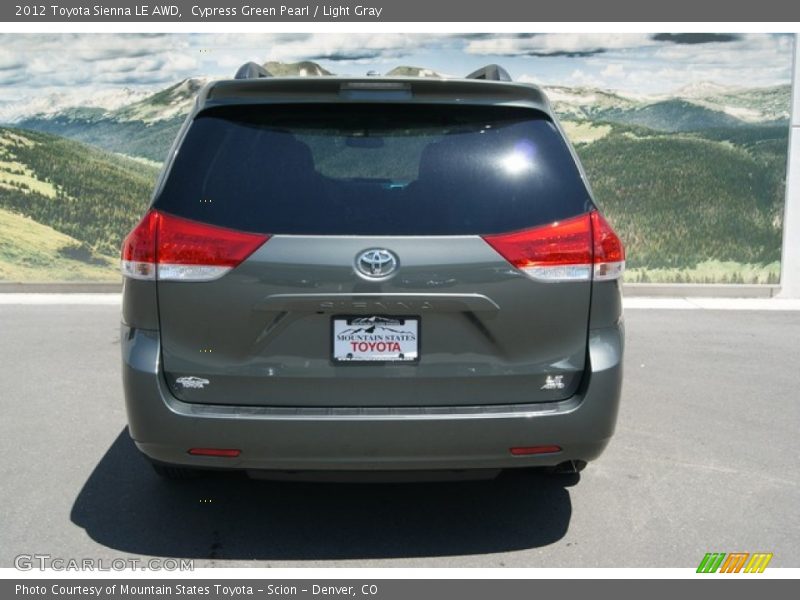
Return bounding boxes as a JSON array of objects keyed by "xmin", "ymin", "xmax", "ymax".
[
  {"xmin": 4, "ymin": 60, "xmax": 337, "ymax": 125},
  {"xmin": 385, "ymin": 66, "xmax": 442, "ymax": 78},
  {"xmin": 263, "ymin": 61, "xmax": 333, "ymax": 77},
  {"xmin": 545, "ymin": 82, "xmax": 791, "ymax": 126},
  {"xmin": 112, "ymin": 77, "xmax": 210, "ymax": 123},
  {"xmin": 673, "ymin": 81, "xmax": 741, "ymax": 98},
  {"xmin": 6, "ymin": 62, "xmax": 791, "ymax": 162},
  {"xmin": 690, "ymin": 85, "xmax": 792, "ymax": 123},
  {"xmin": 0, "ymin": 86, "xmax": 154, "ymax": 123},
  {"xmin": 543, "ymin": 86, "xmax": 641, "ymax": 120}
]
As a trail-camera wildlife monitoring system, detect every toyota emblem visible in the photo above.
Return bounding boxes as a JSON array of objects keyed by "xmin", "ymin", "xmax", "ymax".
[{"xmin": 355, "ymin": 249, "xmax": 399, "ymax": 279}]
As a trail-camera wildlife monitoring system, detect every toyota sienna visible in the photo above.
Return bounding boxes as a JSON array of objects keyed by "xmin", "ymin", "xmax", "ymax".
[{"xmin": 120, "ymin": 63, "xmax": 625, "ymax": 480}]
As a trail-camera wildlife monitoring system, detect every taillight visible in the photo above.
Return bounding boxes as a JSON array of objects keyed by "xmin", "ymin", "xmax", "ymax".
[
  {"xmin": 482, "ymin": 210, "xmax": 625, "ymax": 282},
  {"xmin": 590, "ymin": 211, "xmax": 625, "ymax": 281},
  {"xmin": 120, "ymin": 210, "xmax": 158, "ymax": 280},
  {"xmin": 483, "ymin": 213, "xmax": 593, "ymax": 282},
  {"xmin": 120, "ymin": 210, "xmax": 269, "ymax": 282}
]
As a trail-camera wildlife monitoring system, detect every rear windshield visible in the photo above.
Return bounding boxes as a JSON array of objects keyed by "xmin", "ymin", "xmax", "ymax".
[{"xmin": 154, "ymin": 104, "xmax": 592, "ymax": 235}]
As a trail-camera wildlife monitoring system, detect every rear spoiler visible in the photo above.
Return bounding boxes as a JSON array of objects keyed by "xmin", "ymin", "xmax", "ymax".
[
  {"xmin": 199, "ymin": 63, "xmax": 549, "ymax": 117},
  {"xmin": 233, "ymin": 62, "xmax": 513, "ymax": 82}
]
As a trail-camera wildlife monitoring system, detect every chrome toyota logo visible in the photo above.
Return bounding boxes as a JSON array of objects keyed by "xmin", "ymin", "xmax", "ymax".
[{"xmin": 355, "ymin": 249, "xmax": 398, "ymax": 279}]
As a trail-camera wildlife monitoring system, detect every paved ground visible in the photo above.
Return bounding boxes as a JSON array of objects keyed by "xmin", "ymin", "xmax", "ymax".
[{"xmin": 0, "ymin": 303, "xmax": 798, "ymax": 568}]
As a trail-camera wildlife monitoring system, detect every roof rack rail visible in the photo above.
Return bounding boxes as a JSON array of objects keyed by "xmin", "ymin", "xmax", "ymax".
[
  {"xmin": 465, "ymin": 64, "xmax": 512, "ymax": 82},
  {"xmin": 234, "ymin": 62, "xmax": 273, "ymax": 80}
]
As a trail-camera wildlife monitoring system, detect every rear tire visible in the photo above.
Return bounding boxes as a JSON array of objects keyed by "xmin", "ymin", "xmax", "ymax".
[
  {"xmin": 547, "ymin": 459, "xmax": 587, "ymax": 475},
  {"xmin": 149, "ymin": 461, "xmax": 202, "ymax": 480}
]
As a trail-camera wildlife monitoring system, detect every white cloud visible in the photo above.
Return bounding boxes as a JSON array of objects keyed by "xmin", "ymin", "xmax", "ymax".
[
  {"xmin": 465, "ymin": 34, "xmax": 656, "ymax": 56},
  {"xmin": 192, "ymin": 33, "xmax": 453, "ymax": 63},
  {"xmin": 601, "ymin": 63, "xmax": 626, "ymax": 78},
  {"xmin": 565, "ymin": 69, "xmax": 605, "ymax": 88},
  {"xmin": 0, "ymin": 34, "xmax": 197, "ymax": 88},
  {"xmin": 510, "ymin": 34, "xmax": 792, "ymax": 93},
  {"xmin": 0, "ymin": 47, "xmax": 23, "ymax": 71}
]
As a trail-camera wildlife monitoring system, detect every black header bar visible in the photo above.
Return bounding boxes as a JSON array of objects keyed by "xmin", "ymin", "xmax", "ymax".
[{"xmin": 3, "ymin": 0, "xmax": 800, "ymax": 22}]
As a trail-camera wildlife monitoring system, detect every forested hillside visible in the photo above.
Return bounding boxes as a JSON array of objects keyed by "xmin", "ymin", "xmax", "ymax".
[
  {"xmin": 576, "ymin": 124, "xmax": 785, "ymax": 283},
  {"xmin": 17, "ymin": 115, "xmax": 182, "ymax": 163},
  {"xmin": 0, "ymin": 127, "xmax": 158, "ymax": 279}
]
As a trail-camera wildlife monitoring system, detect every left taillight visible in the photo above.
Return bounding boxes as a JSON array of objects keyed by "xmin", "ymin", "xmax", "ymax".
[
  {"xmin": 120, "ymin": 210, "xmax": 159, "ymax": 280},
  {"xmin": 120, "ymin": 210, "xmax": 270, "ymax": 282}
]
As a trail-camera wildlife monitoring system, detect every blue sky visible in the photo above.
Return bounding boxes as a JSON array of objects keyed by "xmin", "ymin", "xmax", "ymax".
[{"xmin": 0, "ymin": 33, "xmax": 793, "ymax": 116}]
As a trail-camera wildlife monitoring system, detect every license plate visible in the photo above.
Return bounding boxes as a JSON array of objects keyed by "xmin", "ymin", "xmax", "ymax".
[{"xmin": 332, "ymin": 316, "xmax": 419, "ymax": 363}]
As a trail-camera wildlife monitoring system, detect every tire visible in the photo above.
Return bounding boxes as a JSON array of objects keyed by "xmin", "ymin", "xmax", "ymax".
[
  {"xmin": 547, "ymin": 460, "xmax": 587, "ymax": 475},
  {"xmin": 149, "ymin": 460, "xmax": 202, "ymax": 480}
]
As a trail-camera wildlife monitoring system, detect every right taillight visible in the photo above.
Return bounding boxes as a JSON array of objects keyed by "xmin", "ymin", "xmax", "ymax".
[
  {"xmin": 121, "ymin": 210, "xmax": 270, "ymax": 282},
  {"xmin": 482, "ymin": 210, "xmax": 625, "ymax": 282},
  {"xmin": 590, "ymin": 210, "xmax": 625, "ymax": 281}
]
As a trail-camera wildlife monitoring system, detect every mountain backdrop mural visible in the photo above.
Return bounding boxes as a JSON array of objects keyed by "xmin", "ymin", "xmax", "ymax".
[{"xmin": 0, "ymin": 36, "xmax": 792, "ymax": 283}]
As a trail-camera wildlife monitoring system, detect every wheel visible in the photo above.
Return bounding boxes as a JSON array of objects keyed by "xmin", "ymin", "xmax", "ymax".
[{"xmin": 547, "ymin": 459, "xmax": 587, "ymax": 475}]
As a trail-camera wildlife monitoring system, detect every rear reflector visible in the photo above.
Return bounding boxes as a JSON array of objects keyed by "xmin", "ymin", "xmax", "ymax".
[
  {"xmin": 482, "ymin": 210, "xmax": 625, "ymax": 282},
  {"xmin": 188, "ymin": 448, "xmax": 241, "ymax": 457},
  {"xmin": 510, "ymin": 445, "xmax": 562, "ymax": 456},
  {"xmin": 121, "ymin": 210, "xmax": 269, "ymax": 281}
]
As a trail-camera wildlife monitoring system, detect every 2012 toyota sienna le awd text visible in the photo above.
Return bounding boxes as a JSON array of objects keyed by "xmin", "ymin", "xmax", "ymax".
[{"xmin": 120, "ymin": 63, "xmax": 625, "ymax": 481}]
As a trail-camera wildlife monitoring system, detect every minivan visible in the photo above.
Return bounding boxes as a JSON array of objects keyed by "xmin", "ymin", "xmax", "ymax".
[{"xmin": 120, "ymin": 63, "xmax": 625, "ymax": 480}]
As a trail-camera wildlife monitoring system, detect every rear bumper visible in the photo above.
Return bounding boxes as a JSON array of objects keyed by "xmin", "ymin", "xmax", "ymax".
[{"xmin": 122, "ymin": 324, "xmax": 623, "ymax": 472}]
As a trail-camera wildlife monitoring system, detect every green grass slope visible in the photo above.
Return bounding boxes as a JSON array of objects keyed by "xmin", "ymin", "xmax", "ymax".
[
  {"xmin": 0, "ymin": 208, "xmax": 117, "ymax": 281},
  {"xmin": 0, "ymin": 127, "xmax": 159, "ymax": 280}
]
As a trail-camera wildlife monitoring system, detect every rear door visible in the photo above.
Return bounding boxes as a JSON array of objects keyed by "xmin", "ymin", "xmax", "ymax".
[{"xmin": 152, "ymin": 103, "xmax": 595, "ymax": 407}]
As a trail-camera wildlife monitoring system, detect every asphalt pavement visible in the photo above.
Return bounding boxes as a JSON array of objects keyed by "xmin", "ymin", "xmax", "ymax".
[{"xmin": 0, "ymin": 303, "xmax": 798, "ymax": 568}]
